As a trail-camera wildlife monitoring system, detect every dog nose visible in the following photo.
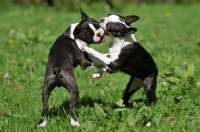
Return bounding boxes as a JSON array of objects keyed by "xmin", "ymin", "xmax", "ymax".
[
  {"xmin": 97, "ymin": 32, "xmax": 103, "ymax": 38},
  {"xmin": 97, "ymin": 33, "xmax": 101, "ymax": 37},
  {"xmin": 100, "ymin": 18, "xmax": 105, "ymax": 23}
]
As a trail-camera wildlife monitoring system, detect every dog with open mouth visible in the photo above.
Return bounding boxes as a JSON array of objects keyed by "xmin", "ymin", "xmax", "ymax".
[
  {"xmin": 83, "ymin": 14, "xmax": 158, "ymax": 105},
  {"xmin": 37, "ymin": 9, "xmax": 106, "ymax": 127}
]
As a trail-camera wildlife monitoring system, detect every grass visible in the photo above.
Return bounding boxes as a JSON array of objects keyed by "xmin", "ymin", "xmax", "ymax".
[{"xmin": 0, "ymin": 2, "xmax": 200, "ymax": 132}]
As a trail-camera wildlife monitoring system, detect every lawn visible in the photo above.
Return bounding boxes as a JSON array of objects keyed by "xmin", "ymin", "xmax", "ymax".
[{"xmin": 0, "ymin": 2, "xmax": 200, "ymax": 132}]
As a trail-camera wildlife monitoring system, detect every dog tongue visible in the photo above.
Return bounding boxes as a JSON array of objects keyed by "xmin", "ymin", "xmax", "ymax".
[{"xmin": 101, "ymin": 36, "xmax": 106, "ymax": 42}]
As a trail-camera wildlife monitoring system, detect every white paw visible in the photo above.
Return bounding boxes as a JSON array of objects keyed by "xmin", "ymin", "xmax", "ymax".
[
  {"xmin": 71, "ymin": 118, "xmax": 80, "ymax": 127},
  {"xmin": 37, "ymin": 120, "xmax": 47, "ymax": 127},
  {"xmin": 92, "ymin": 73, "xmax": 101, "ymax": 78}
]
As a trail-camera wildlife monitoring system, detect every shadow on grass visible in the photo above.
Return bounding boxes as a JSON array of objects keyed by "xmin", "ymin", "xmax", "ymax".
[
  {"xmin": 48, "ymin": 96, "xmax": 106, "ymax": 117},
  {"xmin": 48, "ymin": 96, "xmax": 149, "ymax": 117}
]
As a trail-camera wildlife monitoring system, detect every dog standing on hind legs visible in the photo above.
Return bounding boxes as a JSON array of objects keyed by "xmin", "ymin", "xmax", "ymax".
[
  {"xmin": 83, "ymin": 14, "xmax": 158, "ymax": 106},
  {"xmin": 37, "ymin": 9, "xmax": 106, "ymax": 127}
]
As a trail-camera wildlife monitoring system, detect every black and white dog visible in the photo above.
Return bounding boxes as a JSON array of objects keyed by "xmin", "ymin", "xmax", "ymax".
[
  {"xmin": 83, "ymin": 14, "xmax": 158, "ymax": 105},
  {"xmin": 37, "ymin": 10, "xmax": 106, "ymax": 127}
]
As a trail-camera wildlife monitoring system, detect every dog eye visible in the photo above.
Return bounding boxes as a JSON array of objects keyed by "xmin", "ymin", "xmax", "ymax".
[
  {"xmin": 84, "ymin": 30, "xmax": 89, "ymax": 36},
  {"xmin": 84, "ymin": 30, "xmax": 92, "ymax": 38},
  {"xmin": 106, "ymin": 23, "xmax": 110, "ymax": 30}
]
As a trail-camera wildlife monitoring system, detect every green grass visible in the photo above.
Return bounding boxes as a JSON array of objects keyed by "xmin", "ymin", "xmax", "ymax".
[{"xmin": 0, "ymin": 2, "xmax": 200, "ymax": 132}]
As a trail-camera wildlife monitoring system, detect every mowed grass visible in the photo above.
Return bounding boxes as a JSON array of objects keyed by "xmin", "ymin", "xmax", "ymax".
[{"xmin": 0, "ymin": 2, "xmax": 200, "ymax": 131}]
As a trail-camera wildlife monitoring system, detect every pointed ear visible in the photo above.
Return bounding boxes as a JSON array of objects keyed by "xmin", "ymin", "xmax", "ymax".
[
  {"xmin": 122, "ymin": 27, "xmax": 137, "ymax": 37},
  {"xmin": 80, "ymin": 8, "xmax": 89, "ymax": 20},
  {"xmin": 124, "ymin": 15, "xmax": 139, "ymax": 25}
]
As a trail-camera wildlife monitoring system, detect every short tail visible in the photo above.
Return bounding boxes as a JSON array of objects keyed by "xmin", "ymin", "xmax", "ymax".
[{"xmin": 53, "ymin": 67, "xmax": 61, "ymax": 75}]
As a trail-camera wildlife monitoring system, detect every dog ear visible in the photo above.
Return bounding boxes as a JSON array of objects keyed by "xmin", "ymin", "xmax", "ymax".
[
  {"xmin": 110, "ymin": 27, "xmax": 137, "ymax": 37},
  {"xmin": 124, "ymin": 15, "xmax": 139, "ymax": 25},
  {"xmin": 122, "ymin": 27, "xmax": 137, "ymax": 37},
  {"xmin": 80, "ymin": 8, "xmax": 89, "ymax": 20}
]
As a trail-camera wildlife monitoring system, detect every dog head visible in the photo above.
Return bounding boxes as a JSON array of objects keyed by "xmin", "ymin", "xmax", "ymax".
[
  {"xmin": 100, "ymin": 14, "xmax": 139, "ymax": 37},
  {"xmin": 73, "ymin": 9, "xmax": 106, "ymax": 44}
]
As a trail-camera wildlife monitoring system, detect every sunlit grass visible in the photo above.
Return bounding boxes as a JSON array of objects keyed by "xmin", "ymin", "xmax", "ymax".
[{"xmin": 0, "ymin": 2, "xmax": 200, "ymax": 132}]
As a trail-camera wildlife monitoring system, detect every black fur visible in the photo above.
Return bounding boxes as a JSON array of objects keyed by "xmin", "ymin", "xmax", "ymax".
[
  {"xmin": 101, "ymin": 14, "xmax": 158, "ymax": 105},
  {"xmin": 38, "ymin": 10, "xmax": 103, "ymax": 127}
]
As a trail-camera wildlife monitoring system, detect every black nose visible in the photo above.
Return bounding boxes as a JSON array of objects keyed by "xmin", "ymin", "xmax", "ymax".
[
  {"xmin": 100, "ymin": 18, "xmax": 105, "ymax": 23},
  {"xmin": 97, "ymin": 33, "xmax": 100, "ymax": 37}
]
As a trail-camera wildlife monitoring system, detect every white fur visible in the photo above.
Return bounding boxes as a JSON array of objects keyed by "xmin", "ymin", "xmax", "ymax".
[
  {"xmin": 63, "ymin": 23, "xmax": 79, "ymax": 39},
  {"xmin": 70, "ymin": 23, "xmax": 79, "ymax": 39},
  {"xmin": 83, "ymin": 34, "xmax": 136, "ymax": 65},
  {"xmin": 71, "ymin": 117, "xmax": 80, "ymax": 127},
  {"xmin": 75, "ymin": 38, "xmax": 88, "ymax": 51},
  {"xmin": 38, "ymin": 22, "xmax": 106, "ymax": 128},
  {"xmin": 89, "ymin": 23, "xmax": 97, "ymax": 32},
  {"xmin": 83, "ymin": 46, "xmax": 112, "ymax": 64},
  {"xmin": 89, "ymin": 24, "xmax": 105, "ymax": 43},
  {"xmin": 38, "ymin": 120, "xmax": 47, "ymax": 127},
  {"xmin": 102, "ymin": 15, "xmax": 130, "ymax": 28},
  {"xmin": 92, "ymin": 73, "xmax": 101, "ymax": 78},
  {"xmin": 75, "ymin": 23, "xmax": 105, "ymax": 51},
  {"xmin": 84, "ymin": 15, "xmax": 137, "ymax": 66},
  {"xmin": 130, "ymin": 34, "xmax": 137, "ymax": 42}
]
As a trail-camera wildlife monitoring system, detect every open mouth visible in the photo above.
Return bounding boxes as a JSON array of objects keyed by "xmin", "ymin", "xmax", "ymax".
[
  {"xmin": 96, "ymin": 31, "xmax": 106, "ymax": 43},
  {"xmin": 101, "ymin": 36, "xmax": 106, "ymax": 42},
  {"xmin": 98, "ymin": 35, "xmax": 106, "ymax": 43}
]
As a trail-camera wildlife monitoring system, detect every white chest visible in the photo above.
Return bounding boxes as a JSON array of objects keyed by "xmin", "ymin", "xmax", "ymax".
[
  {"xmin": 109, "ymin": 43, "xmax": 121, "ymax": 60},
  {"xmin": 108, "ymin": 35, "xmax": 136, "ymax": 61}
]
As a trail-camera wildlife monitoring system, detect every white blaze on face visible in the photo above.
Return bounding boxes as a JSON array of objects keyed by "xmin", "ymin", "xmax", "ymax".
[
  {"xmin": 89, "ymin": 24, "xmax": 105, "ymax": 43},
  {"xmin": 108, "ymin": 15, "xmax": 130, "ymax": 27},
  {"xmin": 100, "ymin": 15, "xmax": 130, "ymax": 31}
]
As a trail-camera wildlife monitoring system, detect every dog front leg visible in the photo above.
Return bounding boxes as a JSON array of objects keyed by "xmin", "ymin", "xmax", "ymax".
[
  {"xmin": 107, "ymin": 61, "xmax": 120, "ymax": 73},
  {"xmin": 79, "ymin": 53, "xmax": 92, "ymax": 70},
  {"xmin": 92, "ymin": 65, "xmax": 113, "ymax": 78},
  {"xmin": 89, "ymin": 53, "xmax": 113, "ymax": 78},
  {"xmin": 83, "ymin": 46, "xmax": 124, "ymax": 71},
  {"xmin": 83, "ymin": 46, "xmax": 112, "ymax": 65}
]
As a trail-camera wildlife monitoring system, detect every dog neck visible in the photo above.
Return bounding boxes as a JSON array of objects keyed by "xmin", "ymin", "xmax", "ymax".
[
  {"xmin": 75, "ymin": 39, "xmax": 88, "ymax": 51},
  {"xmin": 110, "ymin": 34, "xmax": 137, "ymax": 48},
  {"xmin": 63, "ymin": 23, "xmax": 88, "ymax": 51},
  {"xmin": 63, "ymin": 23, "xmax": 79, "ymax": 39}
]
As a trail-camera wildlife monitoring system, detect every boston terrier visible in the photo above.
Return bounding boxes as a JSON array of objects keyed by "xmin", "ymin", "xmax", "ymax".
[
  {"xmin": 37, "ymin": 10, "xmax": 106, "ymax": 127},
  {"xmin": 83, "ymin": 14, "xmax": 158, "ymax": 105}
]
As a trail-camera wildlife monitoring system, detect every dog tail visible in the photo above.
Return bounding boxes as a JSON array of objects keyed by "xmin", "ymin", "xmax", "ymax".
[{"xmin": 53, "ymin": 67, "xmax": 61, "ymax": 75}]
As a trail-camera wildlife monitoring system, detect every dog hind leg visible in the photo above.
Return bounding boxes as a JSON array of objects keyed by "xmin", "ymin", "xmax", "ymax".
[
  {"xmin": 122, "ymin": 77, "xmax": 143, "ymax": 106},
  {"xmin": 143, "ymin": 76, "xmax": 157, "ymax": 105},
  {"xmin": 61, "ymin": 71, "xmax": 80, "ymax": 127},
  {"xmin": 38, "ymin": 76, "xmax": 56, "ymax": 127}
]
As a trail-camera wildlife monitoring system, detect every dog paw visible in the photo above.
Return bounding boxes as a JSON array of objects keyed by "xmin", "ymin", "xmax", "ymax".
[
  {"xmin": 71, "ymin": 118, "xmax": 80, "ymax": 127},
  {"xmin": 37, "ymin": 120, "xmax": 47, "ymax": 127},
  {"xmin": 92, "ymin": 73, "xmax": 101, "ymax": 78}
]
